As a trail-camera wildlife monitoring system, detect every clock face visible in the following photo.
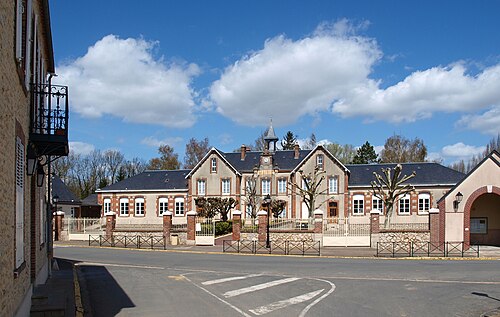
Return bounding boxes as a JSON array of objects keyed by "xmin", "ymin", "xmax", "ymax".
[{"xmin": 263, "ymin": 157, "xmax": 270, "ymax": 164}]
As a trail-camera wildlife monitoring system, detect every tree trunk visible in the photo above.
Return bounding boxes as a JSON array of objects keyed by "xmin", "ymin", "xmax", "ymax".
[{"xmin": 384, "ymin": 204, "xmax": 394, "ymax": 228}]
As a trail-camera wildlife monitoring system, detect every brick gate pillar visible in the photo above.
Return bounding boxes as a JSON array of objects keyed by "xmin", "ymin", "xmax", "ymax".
[
  {"xmin": 54, "ymin": 211, "xmax": 64, "ymax": 241},
  {"xmin": 232, "ymin": 210, "xmax": 242, "ymax": 241},
  {"xmin": 370, "ymin": 209, "xmax": 381, "ymax": 248},
  {"xmin": 186, "ymin": 211, "xmax": 197, "ymax": 245},
  {"xmin": 429, "ymin": 208, "xmax": 440, "ymax": 245},
  {"xmin": 163, "ymin": 211, "xmax": 173, "ymax": 245},
  {"xmin": 257, "ymin": 210, "xmax": 268, "ymax": 243},
  {"xmin": 313, "ymin": 209, "xmax": 323, "ymax": 233},
  {"xmin": 105, "ymin": 212, "xmax": 116, "ymax": 239}
]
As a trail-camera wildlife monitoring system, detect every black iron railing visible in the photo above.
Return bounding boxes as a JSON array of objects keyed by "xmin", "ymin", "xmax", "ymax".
[
  {"xmin": 223, "ymin": 240, "xmax": 320, "ymax": 256},
  {"xmin": 30, "ymin": 83, "xmax": 69, "ymax": 136},
  {"xmin": 89, "ymin": 235, "xmax": 166, "ymax": 250},
  {"xmin": 376, "ymin": 242, "xmax": 480, "ymax": 257}
]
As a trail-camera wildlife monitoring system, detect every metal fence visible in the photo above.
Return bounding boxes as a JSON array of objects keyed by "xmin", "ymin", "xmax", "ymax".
[
  {"xmin": 89, "ymin": 234, "xmax": 166, "ymax": 249},
  {"xmin": 223, "ymin": 240, "xmax": 320, "ymax": 256},
  {"xmin": 323, "ymin": 218, "xmax": 370, "ymax": 237},
  {"xmin": 63, "ymin": 217, "xmax": 105, "ymax": 234},
  {"xmin": 196, "ymin": 217, "xmax": 215, "ymax": 236},
  {"xmin": 269, "ymin": 218, "xmax": 314, "ymax": 231},
  {"xmin": 376, "ymin": 242, "xmax": 480, "ymax": 257}
]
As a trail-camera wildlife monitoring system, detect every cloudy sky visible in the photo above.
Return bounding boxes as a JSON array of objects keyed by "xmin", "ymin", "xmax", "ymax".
[{"xmin": 50, "ymin": 1, "xmax": 500, "ymax": 165}]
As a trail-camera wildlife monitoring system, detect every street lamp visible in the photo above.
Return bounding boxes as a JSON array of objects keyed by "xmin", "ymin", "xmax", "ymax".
[
  {"xmin": 264, "ymin": 194, "xmax": 272, "ymax": 248},
  {"xmin": 53, "ymin": 195, "xmax": 59, "ymax": 241},
  {"xmin": 453, "ymin": 192, "xmax": 463, "ymax": 211}
]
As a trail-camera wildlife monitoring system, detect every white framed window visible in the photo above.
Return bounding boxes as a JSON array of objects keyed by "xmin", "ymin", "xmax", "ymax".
[
  {"xmin": 119, "ymin": 198, "xmax": 129, "ymax": 216},
  {"xmin": 398, "ymin": 194, "xmax": 410, "ymax": 215},
  {"xmin": 197, "ymin": 179, "xmax": 206, "ymax": 195},
  {"xmin": 261, "ymin": 179, "xmax": 270, "ymax": 195},
  {"xmin": 211, "ymin": 158, "xmax": 217, "ymax": 173},
  {"xmin": 15, "ymin": 137, "xmax": 25, "ymax": 268},
  {"xmin": 135, "ymin": 198, "xmax": 145, "ymax": 216},
  {"xmin": 278, "ymin": 178, "xmax": 287, "ymax": 194},
  {"xmin": 352, "ymin": 194, "xmax": 364, "ymax": 215},
  {"xmin": 316, "ymin": 154, "xmax": 324, "ymax": 169},
  {"xmin": 103, "ymin": 198, "xmax": 111, "ymax": 215},
  {"xmin": 158, "ymin": 197, "xmax": 169, "ymax": 216},
  {"xmin": 222, "ymin": 179, "xmax": 230, "ymax": 195},
  {"xmin": 372, "ymin": 197, "xmax": 384, "ymax": 213},
  {"xmin": 328, "ymin": 176, "xmax": 338, "ymax": 194},
  {"xmin": 418, "ymin": 193, "xmax": 430, "ymax": 214},
  {"xmin": 175, "ymin": 198, "xmax": 185, "ymax": 216}
]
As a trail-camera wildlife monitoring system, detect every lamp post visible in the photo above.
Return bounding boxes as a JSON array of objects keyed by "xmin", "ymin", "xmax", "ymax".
[{"xmin": 264, "ymin": 194, "xmax": 272, "ymax": 248}]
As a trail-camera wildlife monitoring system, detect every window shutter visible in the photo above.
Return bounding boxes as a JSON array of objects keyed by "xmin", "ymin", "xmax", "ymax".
[{"xmin": 15, "ymin": 137, "xmax": 25, "ymax": 268}]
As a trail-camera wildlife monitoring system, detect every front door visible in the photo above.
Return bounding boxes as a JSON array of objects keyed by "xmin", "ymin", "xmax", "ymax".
[{"xmin": 328, "ymin": 201, "xmax": 338, "ymax": 218}]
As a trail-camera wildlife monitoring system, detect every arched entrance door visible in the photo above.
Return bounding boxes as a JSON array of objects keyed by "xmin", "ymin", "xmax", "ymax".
[{"xmin": 469, "ymin": 193, "xmax": 500, "ymax": 246}]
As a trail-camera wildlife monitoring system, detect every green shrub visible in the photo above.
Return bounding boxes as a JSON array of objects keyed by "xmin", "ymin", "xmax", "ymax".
[{"xmin": 215, "ymin": 221, "xmax": 232, "ymax": 236}]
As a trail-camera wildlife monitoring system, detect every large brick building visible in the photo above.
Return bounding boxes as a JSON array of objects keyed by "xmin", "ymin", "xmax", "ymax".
[{"xmin": 0, "ymin": 1, "xmax": 69, "ymax": 315}]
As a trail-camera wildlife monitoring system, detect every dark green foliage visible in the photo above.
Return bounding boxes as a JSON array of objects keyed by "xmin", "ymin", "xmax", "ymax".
[
  {"xmin": 352, "ymin": 141, "xmax": 379, "ymax": 164},
  {"xmin": 281, "ymin": 131, "xmax": 298, "ymax": 150},
  {"xmin": 215, "ymin": 221, "xmax": 232, "ymax": 236}
]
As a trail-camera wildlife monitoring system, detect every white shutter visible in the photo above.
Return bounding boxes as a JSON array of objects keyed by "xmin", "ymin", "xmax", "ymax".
[
  {"xmin": 24, "ymin": 0, "xmax": 33, "ymax": 88},
  {"xmin": 15, "ymin": 137, "xmax": 25, "ymax": 268},
  {"xmin": 15, "ymin": 0, "xmax": 23, "ymax": 59}
]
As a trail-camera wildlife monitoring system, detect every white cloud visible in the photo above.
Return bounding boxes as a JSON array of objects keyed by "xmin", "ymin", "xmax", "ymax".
[
  {"xmin": 56, "ymin": 35, "xmax": 200, "ymax": 128},
  {"xmin": 373, "ymin": 145, "xmax": 384, "ymax": 155},
  {"xmin": 141, "ymin": 136, "xmax": 183, "ymax": 148},
  {"xmin": 441, "ymin": 142, "xmax": 486, "ymax": 158},
  {"xmin": 210, "ymin": 20, "xmax": 500, "ymax": 128},
  {"xmin": 69, "ymin": 141, "xmax": 95, "ymax": 155},
  {"xmin": 333, "ymin": 63, "xmax": 500, "ymax": 123},
  {"xmin": 210, "ymin": 20, "xmax": 381, "ymax": 126},
  {"xmin": 457, "ymin": 106, "xmax": 500, "ymax": 135}
]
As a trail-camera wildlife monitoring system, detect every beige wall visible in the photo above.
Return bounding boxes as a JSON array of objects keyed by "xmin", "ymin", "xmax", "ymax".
[{"xmin": 444, "ymin": 154, "xmax": 500, "ymax": 242}]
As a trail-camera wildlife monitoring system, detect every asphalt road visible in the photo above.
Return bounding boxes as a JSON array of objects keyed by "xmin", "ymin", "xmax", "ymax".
[{"xmin": 55, "ymin": 246, "xmax": 500, "ymax": 317}]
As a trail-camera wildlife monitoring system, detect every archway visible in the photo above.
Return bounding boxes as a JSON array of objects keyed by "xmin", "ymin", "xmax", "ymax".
[{"xmin": 469, "ymin": 192, "xmax": 500, "ymax": 246}]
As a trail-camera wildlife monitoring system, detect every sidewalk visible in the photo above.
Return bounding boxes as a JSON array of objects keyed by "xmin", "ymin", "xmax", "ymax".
[{"xmin": 54, "ymin": 240, "xmax": 500, "ymax": 258}]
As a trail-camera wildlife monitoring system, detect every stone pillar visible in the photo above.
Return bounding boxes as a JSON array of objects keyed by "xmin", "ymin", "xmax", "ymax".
[
  {"xmin": 232, "ymin": 210, "xmax": 242, "ymax": 241},
  {"xmin": 54, "ymin": 211, "xmax": 64, "ymax": 241},
  {"xmin": 370, "ymin": 209, "xmax": 381, "ymax": 248},
  {"xmin": 163, "ymin": 211, "xmax": 173, "ymax": 245},
  {"xmin": 429, "ymin": 208, "xmax": 440, "ymax": 245},
  {"xmin": 105, "ymin": 212, "xmax": 116, "ymax": 239},
  {"xmin": 186, "ymin": 211, "xmax": 197, "ymax": 245},
  {"xmin": 257, "ymin": 210, "xmax": 267, "ymax": 243},
  {"xmin": 313, "ymin": 209, "xmax": 323, "ymax": 233}
]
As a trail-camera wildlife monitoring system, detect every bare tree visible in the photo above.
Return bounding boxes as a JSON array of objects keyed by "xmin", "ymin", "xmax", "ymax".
[
  {"xmin": 147, "ymin": 145, "xmax": 180, "ymax": 170},
  {"xmin": 253, "ymin": 130, "xmax": 267, "ymax": 151},
  {"xmin": 289, "ymin": 166, "xmax": 327, "ymax": 218},
  {"xmin": 103, "ymin": 150, "xmax": 125, "ymax": 184},
  {"xmin": 380, "ymin": 134, "xmax": 427, "ymax": 163},
  {"xmin": 324, "ymin": 142, "xmax": 356, "ymax": 164},
  {"xmin": 242, "ymin": 175, "xmax": 261, "ymax": 223},
  {"xmin": 371, "ymin": 164, "xmax": 416, "ymax": 227},
  {"xmin": 184, "ymin": 137, "xmax": 210, "ymax": 169}
]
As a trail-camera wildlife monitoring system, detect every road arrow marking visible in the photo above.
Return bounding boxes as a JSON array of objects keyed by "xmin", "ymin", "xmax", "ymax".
[
  {"xmin": 223, "ymin": 277, "xmax": 301, "ymax": 298},
  {"xmin": 249, "ymin": 289, "xmax": 324, "ymax": 315}
]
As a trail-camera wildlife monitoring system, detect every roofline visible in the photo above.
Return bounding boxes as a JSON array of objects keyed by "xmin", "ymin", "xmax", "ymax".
[
  {"xmin": 291, "ymin": 145, "xmax": 350, "ymax": 174},
  {"xmin": 348, "ymin": 183, "xmax": 457, "ymax": 189},
  {"xmin": 185, "ymin": 147, "xmax": 241, "ymax": 178},
  {"xmin": 41, "ymin": 0, "xmax": 55, "ymax": 73},
  {"xmin": 437, "ymin": 150, "xmax": 499, "ymax": 204}
]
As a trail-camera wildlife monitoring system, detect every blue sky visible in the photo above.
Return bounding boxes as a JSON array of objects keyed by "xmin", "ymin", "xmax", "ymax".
[{"xmin": 50, "ymin": 1, "xmax": 500, "ymax": 165}]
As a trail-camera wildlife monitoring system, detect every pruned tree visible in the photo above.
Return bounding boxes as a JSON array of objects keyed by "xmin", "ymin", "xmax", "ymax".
[
  {"xmin": 242, "ymin": 175, "xmax": 261, "ymax": 223},
  {"xmin": 289, "ymin": 166, "xmax": 327, "ymax": 218},
  {"xmin": 270, "ymin": 199, "xmax": 287, "ymax": 218},
  {"xmin": 281, "ymin": 131, "xmax": 298, "ymax": 150},
  {"xmin": 195, "ymin": 197, "xmax": 217, "ymax": 219},
  {"xmin": 184, "ymin": 137, "xmax": 210, "ymax": 169},
  {"xmin": 370, "ymin": 164, "xmax": 416, "ymax": 228},
  {"xmin": 352, "ymin": 141, "xmax": 379, "ymax": 164},
  {"xmin": 147, "ymin": 145, "xmax": 180, "ymax": 170}
]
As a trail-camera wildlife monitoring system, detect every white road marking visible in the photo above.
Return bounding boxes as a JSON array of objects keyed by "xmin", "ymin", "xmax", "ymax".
[
  {"xmin": 202, "ymin": 274, "xmax": 263, "ymax": 285},
  {"xmin": 249, "ymin": 289, "xmax": 324, "ymax": 315},
  {"xmin": 299, "ymin": 278, "xmax": 336, "ymax": 317},
  {"xmin": 75, "ymin": 261, "xmax": 165, "ymax": 270},
  {"xmin": 223, "ymin": 277, "xmax": 301, "ymax": 298},
  {"xmin": 183, "ymin": 275, "xmax": 253, "ymax": 317}
]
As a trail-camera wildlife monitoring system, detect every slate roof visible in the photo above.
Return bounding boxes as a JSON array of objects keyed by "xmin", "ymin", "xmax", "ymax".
[
  {"xmin": 346, "ymin": 163, "xmax": 465, "ymax": 187},
  {"xmin": 222, "ymin": 150, "xmax": 311, "ymax": 172},
  {"xmin": 52, "ymin": 175, "xmax": 81, "ymax": 204},
  {"xmin": 81, "ymin": 193, "xmax": 100, "ymax": 206},
  {"xmin": 97, "ymin": 169, "xmax": 190, "ymax": 192}
]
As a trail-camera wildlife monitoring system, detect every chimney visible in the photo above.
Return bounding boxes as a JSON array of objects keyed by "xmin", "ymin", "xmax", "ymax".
[
  {"xmin": 294, "ymin": 143, "xmax": 300, "ymax": 159},
  {"xmin": 241, "ymin": 144, "xmax": 246, "ymax": 160}
]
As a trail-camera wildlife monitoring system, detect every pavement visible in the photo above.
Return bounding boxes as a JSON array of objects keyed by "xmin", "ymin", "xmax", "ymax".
[{"xmin": 33, "ymin": 240, "xmax": 500, "ymax": 316}]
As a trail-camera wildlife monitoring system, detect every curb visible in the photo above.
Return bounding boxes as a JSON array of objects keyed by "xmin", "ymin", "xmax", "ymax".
[{"xmin": 73, "ymin": 265, "xmax": 84, "ymax": 317}]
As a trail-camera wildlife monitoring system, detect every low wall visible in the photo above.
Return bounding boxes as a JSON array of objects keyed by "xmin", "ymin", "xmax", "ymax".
[{"xmin": 379, "ymin": 230, "xmax": 430, "ymax": 244}]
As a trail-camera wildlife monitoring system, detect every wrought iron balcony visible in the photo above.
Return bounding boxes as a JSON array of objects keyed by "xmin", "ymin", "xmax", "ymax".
[{"xmin": 29, "ymin": 83, "xmax": 69, "ymax": 157}]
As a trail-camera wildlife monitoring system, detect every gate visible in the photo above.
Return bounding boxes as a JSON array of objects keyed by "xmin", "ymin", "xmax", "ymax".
[
  {"xmin": 195, "ymin": 218, "xmax": 215, "ymax": 246},
  {"xmin": 322, "ymin": 218, "xmax": 370, "ymax": 247}
]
